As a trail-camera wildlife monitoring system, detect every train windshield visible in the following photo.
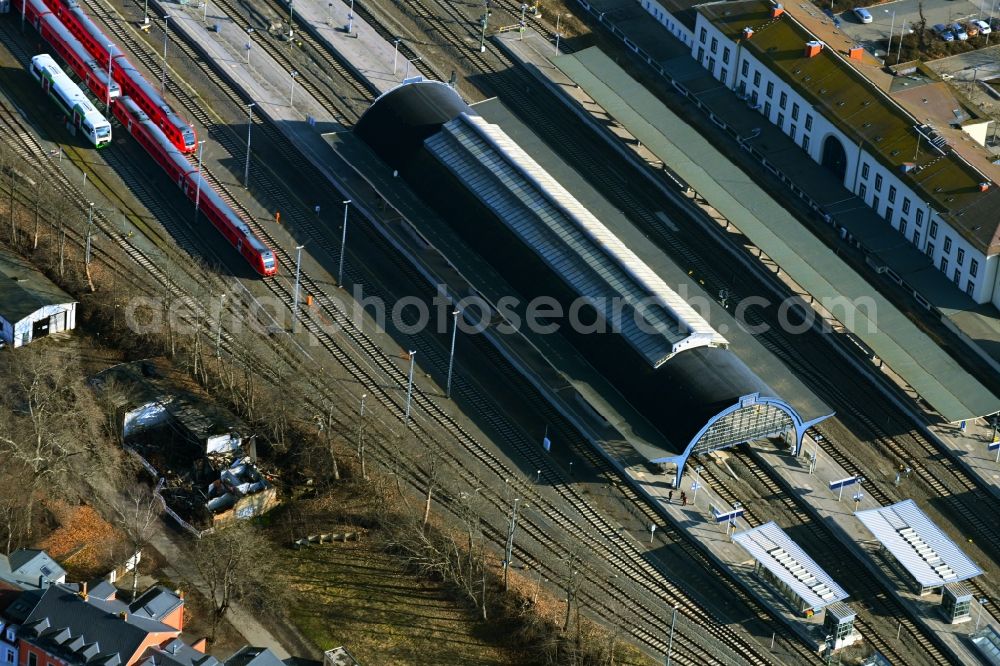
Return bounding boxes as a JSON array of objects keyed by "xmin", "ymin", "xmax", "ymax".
[
  {"xmin": 262, "ymin": 254, "xmax": 275, "ymax": 269},
  {"xmin": 182, "ymin": 128, "xmax": 196, "ymax": 149},
  {"xmin": 96, "ymin": 124, "xmax": 111, "ymax": 138}
]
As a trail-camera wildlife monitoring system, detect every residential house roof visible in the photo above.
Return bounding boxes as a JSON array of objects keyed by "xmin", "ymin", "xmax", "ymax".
[
  {"xmin": 19, "ymin": 584, "xmax": 181, "ymax": 666},
  {"xmin": 138, "ymin": 639, "xmax": 219, "ymax": 666},
  {"xmin": 0, "ymin": 246, "xmax": 75, "ymax": 322},
  {"xmin": 0, "ymin": 549, "xmax": 66, "ymax": 590},
  {"xmin": 697, "ymin": 0, "xmax": 1000, "ymax": 256},
  {"xmin": 225, "ymin": 647, "xmax": 286, "ymax": 666}
]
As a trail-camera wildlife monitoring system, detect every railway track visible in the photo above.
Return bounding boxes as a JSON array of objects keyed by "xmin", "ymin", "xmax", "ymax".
[{"xmin": 67, "ymin": 2, "xmax": 794, "ymax": 661}]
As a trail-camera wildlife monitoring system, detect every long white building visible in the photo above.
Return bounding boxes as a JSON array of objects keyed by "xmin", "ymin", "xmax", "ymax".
[{"xmin": 661, "ymin": 0, "xmax": 1000, "ymax": 307}]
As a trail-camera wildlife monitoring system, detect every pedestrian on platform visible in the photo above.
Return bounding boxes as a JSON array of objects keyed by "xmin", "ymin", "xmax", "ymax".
[
  {"xmin": 680, "ymin": 492, "xmax": 687, "ymax": 506},
  {"xmin": 275, "ymin": 211, "xmax": 281, "ymax": 224},
  {"xmin": 668, "ymin": 490, "xmax": 673, "ymax": 503}
]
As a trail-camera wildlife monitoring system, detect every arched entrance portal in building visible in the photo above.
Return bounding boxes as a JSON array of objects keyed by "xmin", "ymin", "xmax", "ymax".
[{"xmin": 821, "ymin": 135, "xmax": 848, "ymax": 185}]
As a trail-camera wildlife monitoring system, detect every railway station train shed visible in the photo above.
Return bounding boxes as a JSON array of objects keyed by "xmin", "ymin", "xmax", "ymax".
[
  {"xmin": 0, "ymin": 246, "xmax": 75, "ymax": 347},
  {"xmin": 353, "ymin": 81, "xmax": 832, "ymax": 485},
  {"xmin": 855, "ymin": 500, "xmax": 983, "ymax": 602}
]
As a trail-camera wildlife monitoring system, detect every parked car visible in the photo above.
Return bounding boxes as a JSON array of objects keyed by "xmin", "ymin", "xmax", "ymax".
[
  {"xmin": 965, "ymin": 21, "xmax": 979, "ymax": 37},
  {"xmin": 972, "ymin": 19, "xmax": 991, "ymax": 34},
  {"xmin": 951, "ymin": 22, "xmax": 968, "ymax": 39},
  {"xmin": 854, "ymin": 7, "xmax": 873, "ymax": 23},
  {"xmin": 933, "ymin": 23, "xmax": 956, "ymax": 41}
]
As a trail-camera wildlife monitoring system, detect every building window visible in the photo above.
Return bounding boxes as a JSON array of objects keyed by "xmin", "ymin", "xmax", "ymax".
[
  {"xmin": 751, "ymin": 91, "xmax": 758, "ymax": 105},
  {"xmin": 738, "ymin": 81, "xmax": 746, "ymax": 95},
  {"xmin": 4, "ymin": 650, "xmax": 12, "ymax": 665},
  {"xmin": 899, "ymin": 218, "xmax": 908, "ymax": 235},
  {"xmin": 722, "ymin": 47, "xmax": 730, "ymax": 64},
  {"xmin": 779, "ymin": 92, "xmax": 788, "ymax": 109},
  {"xmin": 28, "ymin": 654, "xmax": 37, "ymax": 666},
  {"xmin": 805, "ymin": 114, "xmax": 813, "ymax": 131},
  {"xmin": 802, "ymin": 135, "xmax": 810, "ymax": 151},
  {"xmin": 777, "ymin": 112, "xmax": 785, "ymax": 127},
  {"xmin": 912, "ymin": 230, "xmax": 920, "ymax": 246},
  {"xmin": 791, "ymin": 103, "xmax": 800, "ymax": 121},
  {"xmin": 766, "ymin": 81, "xmax": 774, "ymax": 98},
  {"xmin": 861, "ymin": 163, "xmax": 870, "ymax": 180},
  {"xmin": 970, "ymin": 259, "xmax": 979, "ymax": 277},
  {"xmin": 884, "ymin": 207, "xmax": 893, "ymax": 223},
  {"xmin": 707, "ymin": 56, "xmax": 716, "ymax": 71},
  {"xmin": 957, "ymin": 248, "xmax": 964, "ymax": 265},
  {"xmin": 916, "ymin": 209, "xmax": 924, "ymax": 226},
  {"xmin": 926, "ymin": 242, "xmax": 935, "ymax": 257},
  {"xmin": 940, "ymin": 257, "xmax": 948, "ymax": 273},
  {"xmin": 741, "ymin": 60, "xmax": 749, "ymax": 77},
  {"xmin": 929, "ymin": 221, "xmax": 938, "ymax": 239},
  {"xmin": 874, "ymin": 174, "xmax": 883, "ymax": 191},
  {"xmin": 859, "ymin": 184, "xmax": 867, "ymax": 200},
  {"xmin": 711, "ymin": 37, "xmax": 718, "ymax": 53},
  {"xmin": 953, "ymin": 269, "xmax": 961, "ymax": 285},
  {"xmin": 967, "ymin": 280, "xmax": 975, "ymax": 296},
  {"xmin": 789, "ymin": 124, "xmax": 796, "ymax": 141},
  {"xmin": 697, "ymin": 47, "xmax": 704, "ymax": 62},
  {"xmin": 902, "ymin": 197, "xmax": 910, "ymax": 214},
  {"xmin": 888, "ymin": 186, "xmax": 896, "ymax": 203},
  {"xmin": 720, "ymin": 67, "xmax": 728, "ymax": 82},
  {"xmin": 943, "ymin": 236, "xmax": 952, "ymax": 254},
  {"xmin": 873, "ymin": 195, "xmax": 880, "ymax": 211},
  {"xmin": 764, "ymin": 101, "xmax": 772, "ymax": 118},
  {"xmin": 753, "ymin": 70, "xmax": 761, "ymax": 86},
  {"xmin": 700, "ymin": 27, "xmax": 707, "ymax": 43}
]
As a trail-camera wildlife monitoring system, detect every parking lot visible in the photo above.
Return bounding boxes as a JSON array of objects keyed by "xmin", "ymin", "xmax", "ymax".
[{"xmin": 833, "ymin": 0, "xmax": 996, "ymax": 53}]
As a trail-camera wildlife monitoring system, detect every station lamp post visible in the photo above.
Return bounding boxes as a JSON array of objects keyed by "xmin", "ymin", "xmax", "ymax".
[
  {"xmin": 194, "ymin": 140, "xmax": 206, "ymax": 215},
  {"xmin": 161, "ymin": 14, "xmax": 170, "ymax": 94},
  {"xmin": 692, "ymin": 465, "xmax": 704, "ymax": 506},
  {"xmin": 106, "ymin": 45, "xmax": 114, "ymax": 114},
  {"xmin": 293, "ymin": 244, "xmax": 305, "ymax": 327},
  {"xmin": 289, "ymin": 70, "xmax": 299, "ymax": 107},
  {"xmin": 245, "ymin": 28, "xmax": 254, "ymax": 65},
  {"xmin": 338, "ymin": 199, "xmax": 350, "ymax": 286},
  {"xmin": 446, "ymin": 309, "xmax": 460, "ymax": 398},
  {"xmin": 404, "ymin": 350, "xmax": 417, "ymax": 425},
  {"xmin": 665, "ymin": 605, "xmax": 678, "ymax": 666},
  {"xmin": 393, "ymin": 37, "xmax": 402, "ymax": 74},
  {"xmin": 243, "ymin": 102, "xmax": 256, "ymax": 188}
]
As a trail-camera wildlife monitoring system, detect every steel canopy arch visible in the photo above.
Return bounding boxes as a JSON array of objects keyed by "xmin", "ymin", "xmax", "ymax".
[{"xmin": 650, "ymin": 392, "xmax": 832, "ymax": 487}]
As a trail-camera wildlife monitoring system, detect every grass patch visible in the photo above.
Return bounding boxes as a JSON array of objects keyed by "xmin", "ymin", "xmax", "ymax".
[{"xmin": 278, "ymin": 542, "xmax": 516, "ymax": 665}]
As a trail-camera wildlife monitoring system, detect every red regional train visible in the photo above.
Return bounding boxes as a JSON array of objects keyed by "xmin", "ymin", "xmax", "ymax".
[
  {"xmin": 43, "ymin": 0, "xmax": 197, "ymax": 152},
  {"xmin": 115, "ymin": 96, "xmax": 277, "ymax": 275},
  {"xmin": 17, "ymin": 0, "xmax": 120, "ymax": 106},
  {"xmin": 15, "ymin": 0, "xmax": 276, "ymax": 276}
]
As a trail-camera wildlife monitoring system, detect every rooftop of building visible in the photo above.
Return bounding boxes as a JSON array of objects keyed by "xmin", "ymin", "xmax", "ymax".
[
  {"xmin": 697, "ymin": 0, "xmax": 1000, "ymax": 256},
  {"xmin": 360, "ymin": 82, "xmax": 728, "ymax": 366},
  {"xmin": 224, "ymin": 647, "xmax": 286, "ymax": 666},
  {"xmin": 0, "ymin": 549, "xmax": 66, "ymax": 590},
  {"xmin": 855, "ymin": 499, "xmax": 983, "ymax": 588},
  {"xmin": 139, "ymin": 639, "xmax": 219, "ymax": 666},
  {"xmin": 0, "ymin": 246, "xmax": 75, "ymax": 322},
  {"xmin": 732, "ymin": 521, "xmax": 849, "ymax": 611},
  {"xmin": 19, "ymin": 584, "xmax": 181, "ymax": 666}
]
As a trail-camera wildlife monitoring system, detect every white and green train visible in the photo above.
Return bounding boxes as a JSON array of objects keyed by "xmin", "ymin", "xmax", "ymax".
[{"xmin": 30, "ymin": 53, "xmax": 111, "ymax": 148}]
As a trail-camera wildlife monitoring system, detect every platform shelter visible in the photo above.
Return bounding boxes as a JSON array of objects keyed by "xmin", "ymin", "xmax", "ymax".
[
  {"xmin": 732, "ymin": 522, "xmax": 849, "ymax": 620},
  {"xmin": 855, "ymin": 500, "xmax": 982, "ymax": 596}
]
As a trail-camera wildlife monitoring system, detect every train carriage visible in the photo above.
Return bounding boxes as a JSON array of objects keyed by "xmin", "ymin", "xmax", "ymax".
[
  {"xmin": 43, "ymin": 0, "xmax": 197, "ymax": 152},
  {"xmin": 30, "ymin": 54, "xmax": 111, "ymax": 148},
  {"xmin": 114, "ymin": 96, "xmax": 276, "ymax": 276},
  {"xmin": 16, "ymin": 0, "xmax": 122, "ymax": 107}
]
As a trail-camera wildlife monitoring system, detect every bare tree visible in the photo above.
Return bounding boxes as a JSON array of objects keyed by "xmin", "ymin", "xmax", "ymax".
[
  {"xmin": 114, "ymin": 485, "xmax": 161, "ymax": 600},
  {"xmin": 192, "ymin": 522, "xmax": 285, "ymax": 640}
]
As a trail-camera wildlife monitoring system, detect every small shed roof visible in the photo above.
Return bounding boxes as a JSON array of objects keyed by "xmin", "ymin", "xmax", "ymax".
[
  {"xmin": 0, "ymin": 246, "xmax": 74, "ymax": 322},
  {"xmin": 732, "ymin": 521, "xmax": 848, "ymax": 610},
  {"xmin": 855, "ymin": 499, "xmax": 982, "ymax": 588}
]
